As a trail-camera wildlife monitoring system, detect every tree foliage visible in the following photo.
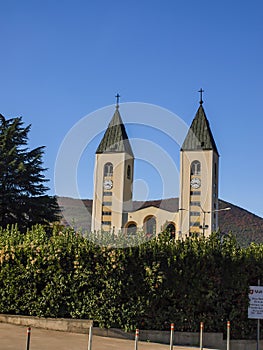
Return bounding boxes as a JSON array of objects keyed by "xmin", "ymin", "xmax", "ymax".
[
  {"xmin": 0, "ymin": 115, "xmax": 60, "ymax": 230},
  {"xmin": 0, "ymin": 225, "xmax": 262, "ymax": 339}
]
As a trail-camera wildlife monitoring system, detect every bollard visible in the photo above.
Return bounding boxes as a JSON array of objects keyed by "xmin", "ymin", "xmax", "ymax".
[
  {"xmin": 227, "ymin": 321, "xmax": 230, "ymax": 350},
  {"xmin": 170, "ymin": 323, "xmax": 174, "ymax": 350},
  {"xmin": 88, "ymin": 324, "xmax": 93, "ymax": 350},
  {"xmin": 134, "ymin": 328, "xmax": 139, "ymax": 350},
  {"xmin": 199, "ymin": 322, "xmax": 204, "ymax": 350},
  {"xmin": 26, "ymin": 327, "xmax": 31, "ymax": 350}
]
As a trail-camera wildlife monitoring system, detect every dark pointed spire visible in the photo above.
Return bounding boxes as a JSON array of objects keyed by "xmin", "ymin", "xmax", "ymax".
[
  {"xmin": 96, "ymin": 100, "xmax": 134, "ymax": 156},
  {"xmin": 181, "ymin": 103, "xmax": 219, "ymax": 155}
]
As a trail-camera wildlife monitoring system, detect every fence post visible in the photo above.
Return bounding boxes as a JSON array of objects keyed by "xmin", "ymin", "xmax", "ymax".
[
  {"xmin": 200, "ymin": 322, "xmax": 204, "ymax": 350},
  {"xmin": 170, "ymin": 323, "xmax": 174, "ymax": 350},
  {"xmin": 134, "ymin": 328, "xmax": 139, "ymax": 350},
  {"xmin": 227, "ymin": 321, "xmax": 230, "ymax": 350},
  {"xmin": 88, "ymin": 324, "xmax": 93, "ymax": 350},
  {"xmin": 26, "ymin": 327, "xmax": 31, "ymax": 350}
]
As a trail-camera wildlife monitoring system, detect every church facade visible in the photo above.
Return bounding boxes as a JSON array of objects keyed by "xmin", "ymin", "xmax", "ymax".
[{"xmin": 91, "ymin": 95, "xmax": 219, "ymax": 239}]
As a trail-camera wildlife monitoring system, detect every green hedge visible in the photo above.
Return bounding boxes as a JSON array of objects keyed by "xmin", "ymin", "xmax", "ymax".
[{"xmin": 0, "ymin": 225, "xmax": 262, "ymax": 338}]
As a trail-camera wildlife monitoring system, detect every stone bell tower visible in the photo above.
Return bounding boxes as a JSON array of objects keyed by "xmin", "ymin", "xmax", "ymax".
[
  {"xmin": 91, "ymin": 95, "xmax": 134, "ymax": 233},
  {"xmin": 179, "ymin": 90, "xmax": 219, "ymax": 237}
]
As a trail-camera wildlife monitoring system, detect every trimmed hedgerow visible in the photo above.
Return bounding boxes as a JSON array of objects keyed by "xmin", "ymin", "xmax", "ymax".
[{"xmin": 0, "ymin": 225, "xmax": 262, "ymax": 339}]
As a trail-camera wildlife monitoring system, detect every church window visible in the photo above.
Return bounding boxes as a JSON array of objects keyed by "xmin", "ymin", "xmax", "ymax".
[
  {"xmin": 190, "ymin": 221, "xmax": 200, "ymax": 227},
  {"xmin": 103, "ymin": 191, "xmax": 112, "ymax": 196},
  {"xmin": 102, "ymin": 211, "xmax": 111, "ymax": 216},
  {"xmin": 191, "ymin": 161, "xmax": 201, "ymax": 175},
  {"xmin": 102, "ymin": 221, "xmax": 111, "ymax": 226},
  {"xmin": 144, "ymin": 216, "xmax": 156, "ymax": 237},
  {"xmin": 166, "ymin": 223, "xmax": 176, "ymax": 239},
  {"xmin": 190, "ymin": 211, "xmax": 200, "ymax": 216},
  {"xmin": 127, "ymin": 222, "xmax": 137, "ymax": 235},
  {"xmin": 104, "ymin": 162, "xmax": 113, "ymax": 177},
  {"xmin": 190, "ymin": 191, "xmax": 201, "ymax": 196},
  {"xmin": 190, "ymin": 201, "xmax": 200, "ymax": 207},
  {"xmin": 127, "ymin": 165, "xmax": 131, "ymax": 179},
  {"xmin": 102, "ymin": 201, "xmax": 112, "ymax": 206}
]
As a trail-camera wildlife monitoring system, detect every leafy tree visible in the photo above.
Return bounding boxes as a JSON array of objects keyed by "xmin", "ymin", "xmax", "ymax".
[{"xmin": 0, "ymin": 114, "xmax": 60, "ymax": 230}]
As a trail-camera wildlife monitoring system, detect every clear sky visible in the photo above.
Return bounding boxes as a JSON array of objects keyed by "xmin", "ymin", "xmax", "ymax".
[{"xmin": 1, "ymin": 0, "xmax": 263, "ymax": 217}]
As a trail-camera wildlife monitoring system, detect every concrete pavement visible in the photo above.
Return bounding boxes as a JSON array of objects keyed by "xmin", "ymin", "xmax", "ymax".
[{"xmin": 0, "ymin": 323, "xmax": 218, "ymax": 350}]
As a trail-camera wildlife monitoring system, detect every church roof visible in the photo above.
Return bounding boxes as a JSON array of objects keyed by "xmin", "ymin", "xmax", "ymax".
[
  {"xmin": 96, "ymin": 107, "xmax": 134, "ymax": 156},
  {"xmin": 181, "ymin": 104, "xmax": 219, "ymax": 155},
  {"xmin": 132, "ymin": 198, "xmax": 179, "ymax": 212}
]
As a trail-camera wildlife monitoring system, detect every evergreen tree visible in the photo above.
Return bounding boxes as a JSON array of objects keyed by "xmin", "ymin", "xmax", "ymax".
[{"xmin": 0, "ymin": 114, "xmax": 60, "ymax": 230}]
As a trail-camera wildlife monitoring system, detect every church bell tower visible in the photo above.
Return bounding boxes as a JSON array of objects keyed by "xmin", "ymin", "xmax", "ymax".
[
  {"xmin": 179, "ymin": 91, "xmax": 219, "ymax": 237},
  {"xmin": 91, "ymin": 96, "xmax": 134, "ymax": 233}
]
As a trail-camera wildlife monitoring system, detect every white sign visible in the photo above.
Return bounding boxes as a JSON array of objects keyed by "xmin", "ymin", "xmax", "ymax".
[{"xmin": 248, "ymin": 286, "xmax": 263, "ymax": 319}]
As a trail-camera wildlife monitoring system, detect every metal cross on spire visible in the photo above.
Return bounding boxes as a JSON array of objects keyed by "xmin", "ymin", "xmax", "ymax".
[
  {"xmin": 115, "ymin": 93, "xmax": 120, "ymax": 108},
  {"xmin": 198, "ymin": 88, "xmax": 204, "ymax": 105}
]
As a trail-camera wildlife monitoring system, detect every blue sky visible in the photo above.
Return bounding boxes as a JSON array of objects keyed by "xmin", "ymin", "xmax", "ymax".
[{"xmin": 1, "ymin": 0, "xmax": 263, "ymax": 217}]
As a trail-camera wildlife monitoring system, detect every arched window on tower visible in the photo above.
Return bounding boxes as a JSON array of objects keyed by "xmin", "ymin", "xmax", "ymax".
[
  {"xmin": 104, "ymin": 162, "xmax": 113, "ymax": 177},
  {"xmin": 191, "ymin": 160, "xmax": 201, "ymax": 175}
]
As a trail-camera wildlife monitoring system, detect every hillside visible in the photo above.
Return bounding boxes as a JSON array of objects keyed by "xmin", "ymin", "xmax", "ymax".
[
  {"xmin": 57, "ymin": 197, "xmax": 263, "ymax": 245},
  {"xmin": 218, "ymin": 199, "xmax": 263, "ymax": 245}
]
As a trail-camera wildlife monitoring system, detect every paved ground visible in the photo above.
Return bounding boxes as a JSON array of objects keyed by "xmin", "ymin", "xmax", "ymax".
[{"xmin": 0, "ymin": 323, "xmax": 217, "ymax": 350}]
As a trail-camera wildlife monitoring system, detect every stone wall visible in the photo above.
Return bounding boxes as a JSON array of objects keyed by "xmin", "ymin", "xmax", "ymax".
[{"xmin": 0, "ymin": 314, "xmax": 93, "ymax": 334}]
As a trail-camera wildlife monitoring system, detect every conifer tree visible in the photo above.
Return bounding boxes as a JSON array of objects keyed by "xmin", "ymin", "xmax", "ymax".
[{"xmin": 0, "ymin": 114, "xmax": 60, "ymax": 230}]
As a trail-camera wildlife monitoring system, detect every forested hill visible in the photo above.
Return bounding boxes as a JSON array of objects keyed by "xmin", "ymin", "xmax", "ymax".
[{"xmin": 57, "ymin": 197, "xmax": 263, "ymax": 246}]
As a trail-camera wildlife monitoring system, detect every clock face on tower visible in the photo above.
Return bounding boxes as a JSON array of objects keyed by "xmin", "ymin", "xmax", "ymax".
[
  {"xmin": 103, "ymin": 179, "xmax": 113, "ymax": 190},
  {"xmin": 190, "ymin": 177, "xmax": 201, "ymax": 189}
]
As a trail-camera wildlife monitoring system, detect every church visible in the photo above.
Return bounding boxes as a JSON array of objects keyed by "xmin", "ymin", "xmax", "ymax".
[{"xmin": 91, "ymin": 93, "xmax": 220, "ymax": 239}]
